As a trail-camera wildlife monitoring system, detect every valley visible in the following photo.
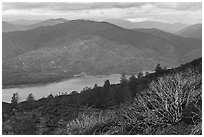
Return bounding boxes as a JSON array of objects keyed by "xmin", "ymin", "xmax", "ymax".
[
  {"xmin": 2, "ymin": 20, "xmax": 201, "ymax": 87},
  {"xmin": 2, "ymin": 2, "xmax": 202, "ymax": 135}
]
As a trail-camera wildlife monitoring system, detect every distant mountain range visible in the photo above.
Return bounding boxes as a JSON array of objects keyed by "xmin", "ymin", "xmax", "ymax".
[
  {"xmin": 3, "ymin": 18, "xmax": 200, "ymax": 36},
  {"xmin": 133, "ymin": 28, "xmax": 202, "ymax": 62},
  {"xmin": 2, "ymin": 22, "xmax": 28, "ymax": 32},
  {"xmin": 8, "ymin": 19, "xmax": 41, "ymax": 25},
  {"xmin": 2, "ymin": 18, "xmax": 69, "ymax": 32},
  {"xmin": 176, "ymin": 24, "xmax": 202, "ymax": 39},
  {"xmin": 106, "ymin": 19, "xmax": 188, "ymax": 33},
  {"xmin": 2, "ymin": 20, "xmax": 202, "ymax": 86}
]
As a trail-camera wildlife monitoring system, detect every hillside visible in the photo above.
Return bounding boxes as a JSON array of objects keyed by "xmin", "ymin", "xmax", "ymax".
[
  {"xmin": 8, "ymin": 19, "xmax": 41, "ymax": 25},
  {"xmin": 176, "ymin": 24, "xmax": 202, "ymax": 39},
  {"xmin": 2, "ymin": 58, "xmax": 202, "ymax": 135},
  {"xmin": 2, "ymin": 18, "xmax": 68, "ymax": 32},
  {"xmin": 2, "ymin": 20, "xmax": 201, "ymax": 86},
  {"xmin": 133, "ymin": 28, "xmax": 202, "ymax": 62},
  {"xmin": 2, "ymin": 22, "xmax": 28, "ymax": 32},
  {"xmin": 28, "ymin": 18, "xmax": 68, "ymax": 29},
  {"xmin": 106, "ymin": 19, "xmax": 187, "ymax": 33}
]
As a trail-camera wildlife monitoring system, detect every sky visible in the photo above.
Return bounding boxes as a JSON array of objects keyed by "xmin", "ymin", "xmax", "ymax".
[{"xmin": 2, "ymin": 2, "xmax": 202, "ymax": 24}]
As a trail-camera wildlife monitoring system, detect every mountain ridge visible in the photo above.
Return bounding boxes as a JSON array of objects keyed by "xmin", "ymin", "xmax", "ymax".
[
  {"xmin": 2, "ymin": 18, "xmax": 69, "ymax": 32},
  {"xmin": 106, "ymin": 19, "xmax": 188, "ymax": 33},
  {"xmin": 2, "ymin": 20, "xmax": 202, "ymax": 86},
  {"xmin": 176, "ymin": 23, "xmax": 202, "ymax": 39}
]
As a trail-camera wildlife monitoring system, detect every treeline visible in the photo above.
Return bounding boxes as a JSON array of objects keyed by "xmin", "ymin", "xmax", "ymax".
[{"xmin": 10, "ymin": 58, "xmax": 201, "ymax": 110}]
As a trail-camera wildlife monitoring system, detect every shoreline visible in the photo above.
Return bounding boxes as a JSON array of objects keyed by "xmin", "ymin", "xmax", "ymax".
[
  {"xmin": 2, "ymin": 74, "xmax": 122, "ymax": 89},
  {"xmin": 2, "ymin": 76, "xmax": 74, "ymax": 89}
]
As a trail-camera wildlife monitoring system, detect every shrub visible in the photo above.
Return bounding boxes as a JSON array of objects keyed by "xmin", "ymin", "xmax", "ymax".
[
  {"xmin": 155, "ymin": 121, "xmax": 192, "ymax": 135},
  {"xmin": 140, "ymin": 70, "xmax": 201, "ymax": 124},
  {"xmin": 118, "ymin": 97, "xmax": 166, "ymax": 135},
  {"xmin": 190, "ymin": 100, "xmax": 202, "ymax": 135},
  {"xmin": 55, "ymin": 108, "xmax": 116, "ymax": 135},
  {"xmin": 190, "ymin": 122, "xmax": 202, "ymax": 135},
  {"xmin": 118, "ymin": 69, "xmax": 202, "ymax": 134}
]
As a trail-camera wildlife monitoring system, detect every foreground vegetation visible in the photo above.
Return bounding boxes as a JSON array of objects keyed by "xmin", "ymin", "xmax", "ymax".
[{"xmin": 2, "ymin": 58, "xmax": 202, "ymax": 135}]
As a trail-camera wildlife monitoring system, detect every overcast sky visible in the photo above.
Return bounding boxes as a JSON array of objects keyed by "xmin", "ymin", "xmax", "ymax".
[{"xmin": 2, "ymin": 2, "xmax": 202, "ymax": 24}]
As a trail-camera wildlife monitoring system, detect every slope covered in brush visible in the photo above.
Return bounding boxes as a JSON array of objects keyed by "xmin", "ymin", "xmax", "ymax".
[{"xmin": 2, "ymin": 58, "xmax": 202, "ymax": 135}]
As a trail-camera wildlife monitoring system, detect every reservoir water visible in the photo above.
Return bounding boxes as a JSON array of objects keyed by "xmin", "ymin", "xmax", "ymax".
[{"xmin": 2, "ymin": 74, "xmax": 122, "ymax": 103}]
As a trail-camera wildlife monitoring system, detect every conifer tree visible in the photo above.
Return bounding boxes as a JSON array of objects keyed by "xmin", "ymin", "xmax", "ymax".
[
  {"xmin": 138, "ymin": 72, "xmax": 143, "ymax": 78},
  {"xmin": 103, "ymin": 80, "xmax": 110, "ymax": 88},
  {"xmin": 26, "ymin": 93, "xmax": 35, "ymax": 102},
  {"xmin": 120, "ymin": 72, "xmax": 128, "ymax": 84},
  {"xmin": 11, "ymin": 92, "xmax": 19, "ymax": 107},
  {"xmin": 155, "ymin": 64, "xmax": 163, "ymax": 72},
  {"xmin": 129, "ymin": 74, "xmax": 136, "ymax": 83}
]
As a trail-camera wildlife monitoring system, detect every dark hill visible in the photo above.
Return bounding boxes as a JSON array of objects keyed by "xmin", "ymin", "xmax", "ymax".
[
  {"xmin": 2, "ymin": 20, "xmax": 201, "ymax": 86},
  {"xmin": 133, "ymin": 28, "xmax": 202, "ymax": 62},
  {"xmin": 176, "ymin": 23, "xmax": 202, "ymax": 39}
]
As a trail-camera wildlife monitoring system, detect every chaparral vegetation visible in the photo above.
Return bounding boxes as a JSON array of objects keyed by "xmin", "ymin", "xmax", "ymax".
[{"xmin": 2, "ymin": 58, "xmax": 202, "ymax": 135}]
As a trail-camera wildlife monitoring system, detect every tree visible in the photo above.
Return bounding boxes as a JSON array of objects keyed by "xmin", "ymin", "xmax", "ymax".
[
  {"xmin": 155, "ymin": 64, "xmax": 163, "ymax": 72},
  {"xmin": 47, "ymin": 94, "xmax": 54, "ymax": 99},
  {"xmin": 11, "ymin": 92, "xmax": 19, "ymax": 107},
  {"xmin": 93, "ymin": 83, "xmax": 99, "ymax": 89},
  {"xmin": 163, "ymin": 67, "xmax": 167, "ymax": 70},
  {"xmin": 103, "ymin": 80, "xmax": 110, "ymax": 88},
  {"xmin": 70, "ymin": 91, "xmax": 78, "ymax": 95},
  {"xmin": 26, "ymin": 93, "xmax": 35, "ymax": 102},
  {"xmin": 145, "ymin": 71, "xmax": 150, "ymax": 76},
  {"xmin": 81, "ymin": 87, "xmax": 91, "ymax": 93},
  {"xmin": 129, "ymin": 74, "xmax": 136, "ymax": 83},
  {"xmin": 120, "ymin": 72, "xmax": 128, "ymax": 84},
  {"xmin": 137, "ymin": 72, "xmax": 143, "ymax": 78}
]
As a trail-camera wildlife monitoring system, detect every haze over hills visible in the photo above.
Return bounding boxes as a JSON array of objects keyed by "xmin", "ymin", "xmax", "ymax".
[
  {"xmin": 28, "ymin": 18, "xmax": 68, "ymax": 29},
  {"xmin": 8, "ymin": 19, "xmax": 41, "ymax": 25},
  {"xmin": 106, "ymin": 19, "xmax": 188, "ymax": 33},
  {"xmin": 2, "ymin": 18, "xmax": 69, "ymax": 32},
  {"xmin": 2, "ymin": 20, "xmax": 202, "ymax": 86},
  {"xmin": 3, "ymin": 18, "xmax": 189, "ymax": 33},
  {"xmin": 176, "ymin": 23, "xmax": 202, "ymax": 39},
  {"xmin": 2, "ymin": 22, "xmax": 28, "ymax": 32}
]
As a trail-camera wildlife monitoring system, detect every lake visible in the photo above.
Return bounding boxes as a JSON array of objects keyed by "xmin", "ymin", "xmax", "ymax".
[{"xmin": 2, "ymin": 74, "xmax": 123, "ymax": 103}]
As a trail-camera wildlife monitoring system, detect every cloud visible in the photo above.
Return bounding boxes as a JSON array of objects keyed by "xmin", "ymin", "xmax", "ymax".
[
  {"xmin": 2, "ymin": 2, "xmax": 202, "ymax": 24},
  {"xmin": 153, "ymin": 2, "xmax": 202, "ymax": 11},
  {"xmin": 2, "ymin": 2, "xmax": 145, "ymax": 11},
  {"xmin": 3, "ymin": 2, "xmax": 201, "ymax": 12}
]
